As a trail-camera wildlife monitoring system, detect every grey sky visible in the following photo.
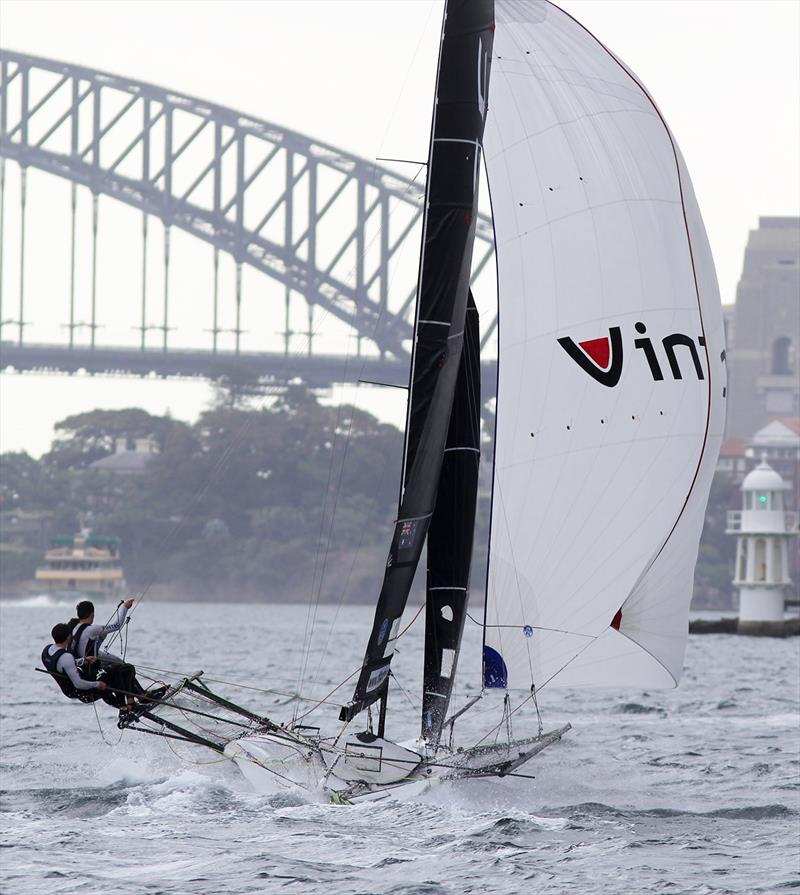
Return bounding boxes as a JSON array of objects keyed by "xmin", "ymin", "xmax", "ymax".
[{"xmin": 1, "ymin": 0, "xmax": 798, "ymax": 456}]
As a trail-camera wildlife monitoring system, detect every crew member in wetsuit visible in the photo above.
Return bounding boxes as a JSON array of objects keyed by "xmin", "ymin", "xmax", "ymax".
[
  {"xmin": 67, "ymin": 599, "xmax": 145, "ymax": 713},
  {"xmin": 42, "ymin": 623, "xmax": 109, "ymax": 703}
]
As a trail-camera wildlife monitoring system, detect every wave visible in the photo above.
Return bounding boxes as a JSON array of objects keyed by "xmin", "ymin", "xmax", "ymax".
[
  {"xmin": 565, "ymin": 801, "xmax": 796, "ymax": 821},
  {"xmin": 0, "ymin": 594, "xmax": 76, "ymax": 609},
  {"xmin": 613, "ymin": 703, "xmax": 666, "ymax": 715}
]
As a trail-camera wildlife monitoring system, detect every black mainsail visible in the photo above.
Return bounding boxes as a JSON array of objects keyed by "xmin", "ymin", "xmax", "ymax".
[
  {"xmin": 421, "ymin": 290, "xmax": 481, "ymax": 745},
  {"xmin": 340, "ymin": 0, "xmax": 494, "ymax": 727}
]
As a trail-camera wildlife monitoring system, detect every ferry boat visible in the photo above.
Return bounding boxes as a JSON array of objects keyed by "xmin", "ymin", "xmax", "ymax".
[{"xmin": 35, "ymin": 531, "xmax": 126, "ymax": 597}]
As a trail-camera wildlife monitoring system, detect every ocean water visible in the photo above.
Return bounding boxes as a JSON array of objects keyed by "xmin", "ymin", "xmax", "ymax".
[{"xmin": 1, "ymin": 599, "xmax": 798, "ymax": 894}]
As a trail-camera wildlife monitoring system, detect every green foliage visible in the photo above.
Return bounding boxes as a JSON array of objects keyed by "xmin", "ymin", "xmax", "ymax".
[
  {"xmin": 0, "ymin": 391, "xmax": 402, "ymax": 599},
  {"xmin": 45, "ymin": 408, "xmax": 186, "ymax": 470},
  {"xmin": 0, "ymin": 393, "xmax": 740, "ymax": 609},
  {"xmin": 692, "ymin": 472, "xmax": 738, "ymax": 609}
]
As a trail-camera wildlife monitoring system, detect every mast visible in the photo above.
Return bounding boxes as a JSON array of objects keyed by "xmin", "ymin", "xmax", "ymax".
[{"xmin": 340, "ymin": 0, "xmax": 494, "ymax": 726}]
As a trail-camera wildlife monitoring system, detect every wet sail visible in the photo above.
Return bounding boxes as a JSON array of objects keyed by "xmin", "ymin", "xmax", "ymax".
[
  {"xmin": 341, "ymin": 0, "xmax": 494, "ymax": 724},
  {"xmin": 480, "ymin": 0, "xmax": 726, "ymax": 692}
]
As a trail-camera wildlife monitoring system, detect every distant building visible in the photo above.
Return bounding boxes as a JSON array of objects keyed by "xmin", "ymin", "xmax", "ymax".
[
  {"xmin": 725, "ymin": 217, "xmax": 800, "ymax": 438},
  {"xmin": 751, "ymin": 418, "xmax": 800, "ymax": 496},
  {"xmin": 717, "ymin": 437, "xmax": 749, "ymax": 482},
  {"xmin": 88, "ymin": 436, "xmax": 159, "ymax": 475},
  {"xmin": 716, "ymin": 417, "xmax": 799, "ymax": 503}
]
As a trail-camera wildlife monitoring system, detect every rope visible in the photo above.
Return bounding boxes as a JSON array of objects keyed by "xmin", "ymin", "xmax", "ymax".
[
  {"xmin": 292, "ymin": 666, "xmax": 361, "ymax": 725},
  {"xmin": 92, "ymin": 699, "xmax": 123, "ymax": 747},
  {"xmin": 389, "ymin": 669, "xmax": 419, "ymax": 712},
  {"xmin": 129, "ymin": 663, "xmax": 345, "ymax": 708}
]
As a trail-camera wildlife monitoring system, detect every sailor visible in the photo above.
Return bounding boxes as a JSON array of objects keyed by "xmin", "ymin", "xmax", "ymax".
[
  {"xmin": 67, "ymin": 598, "xmax": 144, "ymax": 712},
  {"xmin": 41, "ymin": 623, "xmax": 108, "ymax": 703}
]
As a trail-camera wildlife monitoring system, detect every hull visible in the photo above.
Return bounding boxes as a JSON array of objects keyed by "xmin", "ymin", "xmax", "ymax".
[{"xmin": 223, "ymin": 724, "xmax": 571, "ymax": 803}]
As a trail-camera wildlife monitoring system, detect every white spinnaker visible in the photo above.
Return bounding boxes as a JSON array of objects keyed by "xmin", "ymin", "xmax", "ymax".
[{"xmin": 481, "ymin": 0, "xmax": 726, "ymax": 691}]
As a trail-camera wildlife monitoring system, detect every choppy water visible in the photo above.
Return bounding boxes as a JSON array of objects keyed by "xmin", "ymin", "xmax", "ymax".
[{"xmin": 1, "ymin": 599, "xmax": 798, "ymax": 894}]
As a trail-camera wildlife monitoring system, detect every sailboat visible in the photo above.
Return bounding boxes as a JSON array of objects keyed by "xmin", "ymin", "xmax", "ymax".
[{"xmin": 118, "ymin": 0, "xmax": 726, "ymax": 803}]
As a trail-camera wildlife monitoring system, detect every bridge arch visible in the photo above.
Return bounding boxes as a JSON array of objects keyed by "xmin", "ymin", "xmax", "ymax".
[{"xmin": 0, "ymin": 50, "xmax": 496, "ymax": 361}]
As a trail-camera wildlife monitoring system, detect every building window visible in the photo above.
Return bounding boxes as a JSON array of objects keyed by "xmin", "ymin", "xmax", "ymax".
[{"xmin": 771, "ymin": 337, "xmax": 793, "ymax": 375}]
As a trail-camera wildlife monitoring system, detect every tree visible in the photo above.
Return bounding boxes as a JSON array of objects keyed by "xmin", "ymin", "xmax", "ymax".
[{"xmin": 45, "ymin": 408, "xmax": 186, "ymax": 469}]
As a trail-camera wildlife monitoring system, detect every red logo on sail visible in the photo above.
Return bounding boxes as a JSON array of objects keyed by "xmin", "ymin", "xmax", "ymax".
[
  {"xmin": 577, "ymin": 337, "xmax": 611, "ymax": 370},
  {"xmin": 557, "ymin": 327, "xmax": 623, "ymax": 387}
]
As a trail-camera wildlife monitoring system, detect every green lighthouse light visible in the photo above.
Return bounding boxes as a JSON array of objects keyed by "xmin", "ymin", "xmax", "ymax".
[{"xmin": 759, "ymin": 494, "xmax": 767, "ymax": 504}]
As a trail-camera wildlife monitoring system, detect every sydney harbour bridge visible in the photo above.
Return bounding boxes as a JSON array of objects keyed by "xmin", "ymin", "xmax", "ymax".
[{"xmin": 0, "ymin": 50, "xmax": 497, "ymax": 396}]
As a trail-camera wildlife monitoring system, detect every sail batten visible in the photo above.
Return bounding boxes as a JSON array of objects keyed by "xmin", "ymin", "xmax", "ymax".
[{"xmin": 481, "ymin": 0, "xmax": 726, "ymax": 692}]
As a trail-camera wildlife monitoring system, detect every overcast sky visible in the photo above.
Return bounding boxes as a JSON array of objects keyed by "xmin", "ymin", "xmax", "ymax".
[{"xmin": 1, "ymin": 0, "xmax": 798, "ymax": 456}]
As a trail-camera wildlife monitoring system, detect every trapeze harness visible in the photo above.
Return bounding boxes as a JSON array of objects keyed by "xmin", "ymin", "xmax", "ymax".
[{"xmin": 40, "ymin": 646, "xmax": 101, "ymax": 703}]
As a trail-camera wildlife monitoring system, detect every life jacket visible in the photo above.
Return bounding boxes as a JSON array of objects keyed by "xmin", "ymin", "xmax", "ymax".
[
  {"xmin": 41, "ymin": 646, "xmax": 101, "ymax": 703},
  {"xmin": 41, "ymin": 646, "xmax": 79, "ymax": 699},
  {"xmin": 69, "ymin": 622, "xmax": 97, "ymax": 660}
]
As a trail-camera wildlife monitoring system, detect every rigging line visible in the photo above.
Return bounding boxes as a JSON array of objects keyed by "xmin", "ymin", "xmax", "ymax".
[
  {"xmin": 122, "ymin": 663, "xmax": 344, "ymax": 707},
  {"xmin": 495, "ymin": 478, "xmax": 537, "ymax": 689},
  {"xmin": 298, "ymin": 365, "xmax": 365, "ymax": 702},
  {"xmin": 296, "ymin": 378, "xmax": 353, "ymax": 709},
  {"xmin": 109, "ymin": 143, "xmax": 425, "ymax": 659},
  {"xmin": 389, "ymin": 669, "xmax": 420, "ymax": 712},
  {"xmin": 297, "ymin": 149, "xmax": 428, "ymax": 692},
  {"xmin": 372, "ymin": 0, "xmax": 437, "ymax": 166},
  {"xmin": 303, "ymin": 167, "xmax": 430, "ymax": 690},
  {"xmin": 470, "ymin": 693, "xmax": 535, "ymax": 751},
  {"xmin": 530, "ymin": 683, "xmax": 544, "ymax": 737},
  {"xmin": 92, "ymin": 699, "xmax": 123, "ymax": 747},
  {"xmin": 107, "ymin": 181, "xmax": 413, "ymax": 648},
  {"xmin": 159, "ymin": 733, "xmax": 229, "ymax": 766},
  {"xmin": 292, "ymin": 666, "xmax": 361, "ymax": 725},
  {"xmin": 464, "ymin": 612, "xmax": 594, "ymax": 639},
  {"xmin": 375, "ymin": 157, "xmax": 428, "ymax": 166},
  {"xmin": 396, "ymin": 600, "xmax": 426, "ymax": 639}
]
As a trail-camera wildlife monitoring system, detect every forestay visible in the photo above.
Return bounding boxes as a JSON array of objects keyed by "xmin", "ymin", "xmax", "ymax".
[{"xmin": 481, "ymin": 0, "xmax": 726, "ymax": 691}]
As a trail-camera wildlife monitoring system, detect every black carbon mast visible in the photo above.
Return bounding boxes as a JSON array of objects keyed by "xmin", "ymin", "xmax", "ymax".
[{"xmin": 339, "ymin": 0, "xmax": 494, "ymax": 729}]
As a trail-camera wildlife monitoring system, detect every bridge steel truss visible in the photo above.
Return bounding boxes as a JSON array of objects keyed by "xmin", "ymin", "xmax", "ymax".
[{"xmin": 0, "ymin": 49, "xmax": 497, "ymax": 375}]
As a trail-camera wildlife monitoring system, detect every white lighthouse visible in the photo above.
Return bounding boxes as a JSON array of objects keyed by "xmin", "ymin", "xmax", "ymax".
[{"xmin": 727, "ymin": 458, "xmax": 799, "ymax": 635}]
